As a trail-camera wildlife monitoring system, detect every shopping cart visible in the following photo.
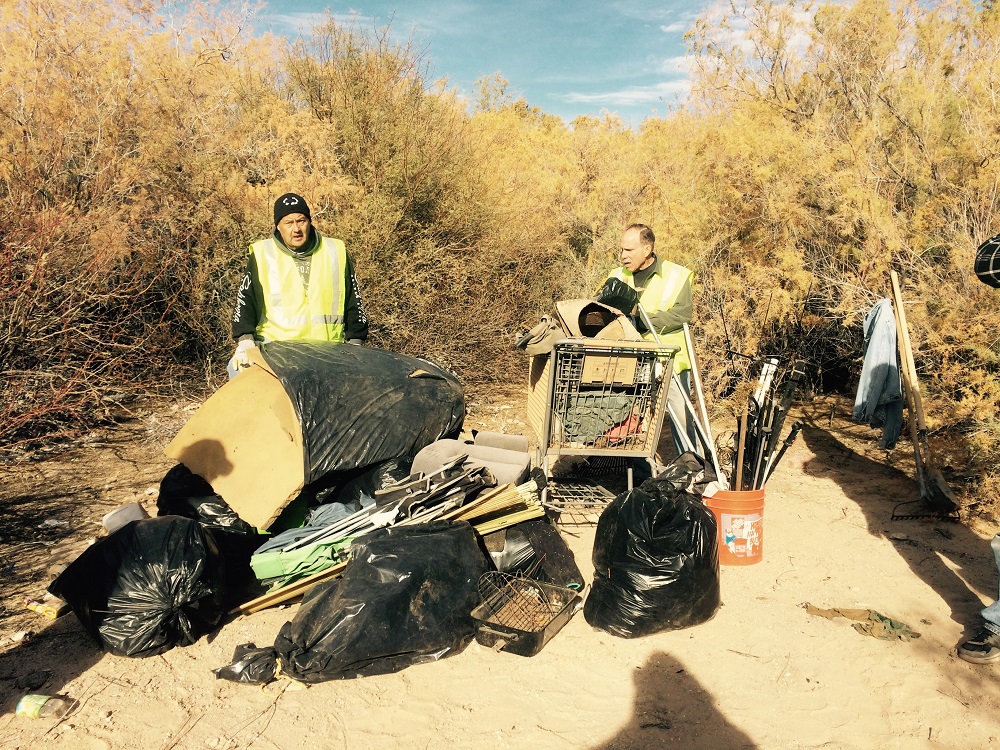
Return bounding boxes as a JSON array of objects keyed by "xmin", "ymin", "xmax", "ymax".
[{"xmin": 527, "ymin": 338, "xmax": 678, "ymax": 520}]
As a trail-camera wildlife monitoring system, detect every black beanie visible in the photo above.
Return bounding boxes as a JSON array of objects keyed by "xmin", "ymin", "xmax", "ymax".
[{"xmin": 273, "ymin": 193, "xmax": 311, "ymax": 226}]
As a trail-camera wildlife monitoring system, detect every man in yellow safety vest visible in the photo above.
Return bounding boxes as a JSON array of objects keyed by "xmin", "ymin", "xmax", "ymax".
[
  {"xmin": 228, "ymin": 193, "xmax": 368, "ymax": 377},
  {"xmin": 604, "ymin": 223, "xmax": 697, "ymax": 458}
]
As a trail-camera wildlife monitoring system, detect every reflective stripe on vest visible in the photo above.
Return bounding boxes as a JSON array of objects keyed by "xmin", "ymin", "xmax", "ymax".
[
  {"xmin": 609, "ymin": 261, "xmax": 693, "ymax": 373},
  {"xmin": 251, "ymin": 236, "xmax": 347, "ymax": 342}
]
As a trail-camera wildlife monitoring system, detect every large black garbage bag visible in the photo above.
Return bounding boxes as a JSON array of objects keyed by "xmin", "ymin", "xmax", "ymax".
[
  {"xmin": 584, "ymin": 482, "xmax": 720, "ymax": 638},
  {"xmin": 156, "ymin": 463, "xmax": 266, "ymax": 602},
  {"xmin": 274, "ymin": 520, "xmax": 488, "ymax": 682},
  {"xmin": 260, "ymin": 342, "xmax": 464, "ymax": 483},
  {"xmin": 48, "ymin": 517, "xmax": 226, "ymax": 657}
]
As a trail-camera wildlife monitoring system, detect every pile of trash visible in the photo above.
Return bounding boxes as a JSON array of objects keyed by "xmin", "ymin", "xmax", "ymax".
[{"xmin": 39, "ymin": 340, "xmax": 722, "ymax": 686}]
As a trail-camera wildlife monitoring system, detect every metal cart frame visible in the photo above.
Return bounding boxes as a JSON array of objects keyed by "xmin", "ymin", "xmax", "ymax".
[{"xmin": 531, "ymin": 338, "xmax": 678, "ymax": 492}]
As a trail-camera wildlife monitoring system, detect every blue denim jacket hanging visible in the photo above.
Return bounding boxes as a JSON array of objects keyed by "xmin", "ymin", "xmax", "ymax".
[{"xmin": 852, "ymin": 298, "xmax": 903, "ymax": 449}]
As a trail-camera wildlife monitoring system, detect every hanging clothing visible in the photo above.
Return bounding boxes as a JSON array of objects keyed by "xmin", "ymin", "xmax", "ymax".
[{"xmin": 852, "ymin": 298, "xmax": 903, "ymax": 449}]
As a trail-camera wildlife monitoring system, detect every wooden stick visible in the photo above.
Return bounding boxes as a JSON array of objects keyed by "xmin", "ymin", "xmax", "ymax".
[
  {"xmin": 891, "ymin": 271, "xmax": 958, "ymax": 506},
  {"xmin": 890, "ymin": 289, "xmax": 928, "ymax": 498}
]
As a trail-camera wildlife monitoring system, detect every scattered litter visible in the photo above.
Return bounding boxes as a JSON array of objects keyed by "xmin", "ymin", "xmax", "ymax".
[
  {"xmin": 39, "ymin": 519, "xmax": 68, "ymax": 528},
  {"xmin": 16, "ymin": 694, "xmax": 75, "ymax": 719},
  {"xmin": 25, "ymin": 594, "xmax": 69, "ymax": 620},
  {"xmin": 803, "ymin": 603, "xmax": 921, "ymax": 640}
]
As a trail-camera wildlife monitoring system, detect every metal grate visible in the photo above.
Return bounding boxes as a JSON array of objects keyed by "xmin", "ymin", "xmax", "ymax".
[
  {"xmin": 477, "ymin": 572, "xmax": 568, "ymax": 633},
  {"xmin": 542, "ymin": 479, "xmax": 616, "ymax": 525}
]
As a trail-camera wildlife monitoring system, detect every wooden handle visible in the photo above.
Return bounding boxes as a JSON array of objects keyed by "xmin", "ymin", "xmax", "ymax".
[{"xmin": 890, "ymin": 271, "xmax": 927, "ymax": 431}]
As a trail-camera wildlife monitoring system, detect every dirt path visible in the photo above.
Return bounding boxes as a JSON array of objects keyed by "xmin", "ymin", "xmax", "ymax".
[{"xmin": 1, "ymin": 393, "xmax": 999, "ymax": 749}]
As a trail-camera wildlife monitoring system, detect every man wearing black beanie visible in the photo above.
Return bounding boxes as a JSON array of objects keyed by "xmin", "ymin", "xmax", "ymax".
[{"xmin": 228, "ymin": 192, "xmax": 368, "ymax": 377}]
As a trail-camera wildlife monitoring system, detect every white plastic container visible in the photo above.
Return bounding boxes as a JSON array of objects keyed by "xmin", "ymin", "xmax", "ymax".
[{"xmin": 102, "ymin": 502, "xmax": 150, "ymax": 534}]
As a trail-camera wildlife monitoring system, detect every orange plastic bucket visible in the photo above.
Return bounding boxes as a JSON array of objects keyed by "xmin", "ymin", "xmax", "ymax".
[{"xmin": 705, "ymin": 489, "xmax": 765, "ymax": 566}]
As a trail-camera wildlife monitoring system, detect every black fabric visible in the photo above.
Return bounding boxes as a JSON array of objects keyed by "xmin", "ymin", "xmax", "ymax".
[
  {"xmin": 273, "ymin": 192, "xmax": 310, "ymax": 225},
  {"xmin": 48, "ymin": 517, "xmax": 227, "ymax": 658},
  {"xmin": 975, "ymin": 233, "xmax": 1000, "ymax": 288},
  {"xmin": 584, "ymin": 478, "xmax": 721, "ymax": 638},
  {"xmin": 260, "ymin": 342, "xmax": 464, "ymax": 484},
  {"xmin": 274, "ymin": 521, "xmax": 488, "ymax": 682}
]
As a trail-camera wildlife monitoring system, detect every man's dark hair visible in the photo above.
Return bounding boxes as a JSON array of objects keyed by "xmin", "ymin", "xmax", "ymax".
[{"xmin": 625, "ymin": 223, "xmax": 655, "ymax": 247}]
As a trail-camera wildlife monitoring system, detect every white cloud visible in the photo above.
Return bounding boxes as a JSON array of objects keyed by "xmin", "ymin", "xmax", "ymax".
[
  {"xmin": 560, "ymin": 79, "xmax": 692, "ymax": 106},
  {"xmin": 262, "ymin": 11, "xmax": 378, "ymax": 35},
  {"xmin": 660, "ymin": 22, "xmax": 687, "ymax": 33},
  {"xmin": 656, "ymin": 54, "xmax": 696, "ymax": 76}
]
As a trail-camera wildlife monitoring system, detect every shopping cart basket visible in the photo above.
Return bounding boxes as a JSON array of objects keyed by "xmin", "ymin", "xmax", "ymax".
[{"xmin": 528, "ymin": 338, "xmax": 677, "ymax": 513}]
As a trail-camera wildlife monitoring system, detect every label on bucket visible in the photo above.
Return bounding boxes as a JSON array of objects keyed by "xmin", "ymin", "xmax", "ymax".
[{"xmin": 720, "ymin": 512, "xmax": 762, "ymax": 558}]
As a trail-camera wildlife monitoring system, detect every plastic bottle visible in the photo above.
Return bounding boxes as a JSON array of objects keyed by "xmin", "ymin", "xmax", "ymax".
[{"xmin": 15, "ymin": 694, "xmax": 73, "ymax": 719}]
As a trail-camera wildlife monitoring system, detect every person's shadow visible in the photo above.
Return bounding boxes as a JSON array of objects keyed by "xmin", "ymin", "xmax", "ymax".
[
  {"xmin": 592, "ymin": 650, "xmax": 758, "ymax": 749},
  {"xmin": 797, "ymin": 406, "xmax": 997, "ymax": 645}
]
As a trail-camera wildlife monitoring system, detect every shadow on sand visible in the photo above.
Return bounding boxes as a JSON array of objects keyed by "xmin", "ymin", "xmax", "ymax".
[
  {"xmin": 797, "ymin": 409, "xmax": 996, "ymax": 647},
  {"xmin": 591, "ymin": 651, "xmax": 757, "ymax": 750}
]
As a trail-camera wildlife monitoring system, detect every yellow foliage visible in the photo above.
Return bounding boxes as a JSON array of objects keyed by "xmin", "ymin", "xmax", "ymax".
[{"xmin": 3, "ymin": 0, "xmax": 1000, "ymax": 519}]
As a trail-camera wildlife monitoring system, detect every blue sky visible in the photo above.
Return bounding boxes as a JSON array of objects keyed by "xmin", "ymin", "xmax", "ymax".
[{"xmin": 257, "ymin": 1, "xmax": 721, "ymax": 126}]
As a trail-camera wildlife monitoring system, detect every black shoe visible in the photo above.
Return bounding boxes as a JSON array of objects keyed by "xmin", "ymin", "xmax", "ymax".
[{"xmin": 958, "ymin": 627, "xmax": 1000, "ymax": 664}]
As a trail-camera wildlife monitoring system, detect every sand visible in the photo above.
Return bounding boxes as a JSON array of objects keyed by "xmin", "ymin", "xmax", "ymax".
[{"xmin": 2, "ymin": 394, "xmax": 999, "ymax": 750}]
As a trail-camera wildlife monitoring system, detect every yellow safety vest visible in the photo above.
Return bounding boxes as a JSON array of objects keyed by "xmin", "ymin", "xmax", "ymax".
[
  {"xmin": 251, "ymin": 236, "xmax": 348, "ymax": 343},
  {"xmin": 607, "ymin": 261, "xmax": 693, "ymax": 373}
]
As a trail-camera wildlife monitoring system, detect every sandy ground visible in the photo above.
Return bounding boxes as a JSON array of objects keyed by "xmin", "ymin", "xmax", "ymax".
[{"xmin": 1, "ymin": 392, "xmax": 1000, "ymax": 750}]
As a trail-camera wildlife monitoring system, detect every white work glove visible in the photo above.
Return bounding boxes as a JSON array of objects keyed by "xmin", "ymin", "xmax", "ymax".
[{"xmin": 233, "ymin": 338, "xmax": 257, "ymax": 370}]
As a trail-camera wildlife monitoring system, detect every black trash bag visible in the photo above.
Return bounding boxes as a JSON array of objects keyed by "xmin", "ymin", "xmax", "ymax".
[
  {"xmin": 594, "ymin": 277, "xmax": 640, "ymax": 317},
  {"xmin": 336, "ymin": 457, "xmax": 414, "ymax": 508},
  {"xmin": 274, "ymin": 520, "xmax": 488, "ymax": 682},
  {"xmin": 485, "ymin": 518, "xmax": 585, "ymax": 590},
  {"xmin": 155, "ymin": 463, "xmax": 266, "ymax": 602},
  {"xmin": 48, "ymin": 517, "xmax": 227, "ymax": 657},
  {"xmin": 259, "ymin": 342, "xmax": 465, "ymax": 483},
  {"xmin": 213, "ymin": 643, "xmax": 278, "ymax": 685},
  {"xmin": 584, "ymin": 483, "xmax": 720, "ymax": 638},
  {"xmin": 643, "ymin": 451, "xmax": 719, "ymax": 498},
  {"xmin": 156, "ymin": 464, "xmax": 257, "ymax": 535}
]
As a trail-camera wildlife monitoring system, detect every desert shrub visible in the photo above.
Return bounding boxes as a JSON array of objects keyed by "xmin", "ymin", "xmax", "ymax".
[{"xmin": 2, "ymin": 0, "xmax": 1000, "ymax": 523}]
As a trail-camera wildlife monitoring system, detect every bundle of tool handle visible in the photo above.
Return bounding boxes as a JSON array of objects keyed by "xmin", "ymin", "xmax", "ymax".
[{"xmin": 733, "ymin": 358, "xmax": 805, "ymax": 491}]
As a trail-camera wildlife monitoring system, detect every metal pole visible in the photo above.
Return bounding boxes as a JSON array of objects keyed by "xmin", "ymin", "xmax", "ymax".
[{"xmin": 636, "ymin": 304, "xmax": 727, "ymax": 487}]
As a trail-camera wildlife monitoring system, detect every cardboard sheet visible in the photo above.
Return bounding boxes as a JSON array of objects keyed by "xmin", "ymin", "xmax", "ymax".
[{"xmin": 164, "ymin": 350, "xmax": 305, "ymax": 530}]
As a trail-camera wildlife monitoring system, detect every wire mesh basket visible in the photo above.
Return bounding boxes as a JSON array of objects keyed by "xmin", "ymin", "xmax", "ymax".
[
  {"xmin": 535, "ymin": 339, "xmax": 677, "ymax": 485},
  {"xmin": 471, "ymin": 572, "xmax": 582, "ymax": 656}
]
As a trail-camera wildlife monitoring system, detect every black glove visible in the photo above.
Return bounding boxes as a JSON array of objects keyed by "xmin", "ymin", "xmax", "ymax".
[{"xmin": 595, "ymin": 278, "xmax": 640, "ymax": 316}]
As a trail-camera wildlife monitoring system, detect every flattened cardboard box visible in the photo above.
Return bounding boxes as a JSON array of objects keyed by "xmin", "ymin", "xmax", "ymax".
[{"xmin": 165, "ymin": 349, "xmax": 304, "ymax": 530}]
